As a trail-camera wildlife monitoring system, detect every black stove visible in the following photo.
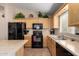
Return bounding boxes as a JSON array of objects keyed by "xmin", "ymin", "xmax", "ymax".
[
  {"xmin": 32, "ymin": 23, "xmax": 43, "ymax": 48},
  {"xmin": 32, "ymin": 31, "xmax": 43, "ymax": 48}
]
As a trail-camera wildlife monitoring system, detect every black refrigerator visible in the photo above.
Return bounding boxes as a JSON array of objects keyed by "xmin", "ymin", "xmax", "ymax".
[{"xmin": 8, "ymin": 22, "xmax": 26, "ymax": 40}]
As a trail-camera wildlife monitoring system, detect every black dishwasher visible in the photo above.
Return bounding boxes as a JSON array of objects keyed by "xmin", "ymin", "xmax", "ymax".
[{"xmin": 56, "ymin": 43, "xmax": 74, "ymax": 56}]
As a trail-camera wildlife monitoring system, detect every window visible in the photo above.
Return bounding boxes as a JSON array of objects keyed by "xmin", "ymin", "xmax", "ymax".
[{"xmin": 59, "ymin": 11, "xmax": 68, "ymax": 33}]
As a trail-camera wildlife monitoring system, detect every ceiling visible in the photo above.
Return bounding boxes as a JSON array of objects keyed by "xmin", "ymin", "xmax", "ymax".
[
  {"xmin": 10, "ymin": 3, "xmax": 63, "ymax": 15},
  {"xmin": 12, "ymin": 3, "xmax": 63, "ymax": 15}
]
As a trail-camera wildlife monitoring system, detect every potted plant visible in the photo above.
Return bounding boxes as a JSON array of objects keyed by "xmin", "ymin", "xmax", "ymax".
[
  {"xmin": 38, "ymin": 11, "xmax": 48, "ymax": 18},
  {"xmin": 43, "ymin": 13, "xmax": 48, "ymax": 18},
  {"xmin": 38, "ymin": 11, "xmax": 43, "ymax": 18},
  {"xmin": 14, "ymin": 12, "xmax": 25, "ymax": 19}
]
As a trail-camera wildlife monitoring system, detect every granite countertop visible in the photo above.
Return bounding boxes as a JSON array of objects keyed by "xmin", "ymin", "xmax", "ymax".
[
  {"xmin": 0, "ymin": 40, "xmax": 28, "ymax": 56},
  {"xmin": 48, "ymin": 35, "xmax": 79, "ymax": 56},
  {"xmin": 63, "ymin": 33, "xmax": 79, "ymax": 41}
]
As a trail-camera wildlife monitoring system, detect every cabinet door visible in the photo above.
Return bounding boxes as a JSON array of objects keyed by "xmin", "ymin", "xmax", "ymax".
[
  {"xmin": 38, "ymin": 18, "xmax": 49, "ymax": 29},
  {"xmin": 47, "ymin": 37, "xmax": 52, "ymax": 55},
  {"xmin": 53, "ymin": 4, "xmax": 68, "ymax": 28},
  {"xmin": 24, "ymin": 36, "xmax": 31, "ymax": 47},
  {"xmin": 43, "ymin": 36, "xmax": 47, "ymax": 47},
  {"xmin": 26, "ymin": 18, "xmax": 38, "ymax": 28},
  {"xmin": 51, "ymin": 39, "xmax": 56, "ymax": 56},
  {"xmin": 16, "ymin": 46, "xmax": 24, "ymax": 56},
  {"xmin": 69, "ymin": 3, "xmax": 79, "ymax": 25},
  {"xmin": 47, "ymin": 37, "xmax": 50, "ymax": 51},
  {"xmin": 47, "ymin": 36, "xmax": 56, "ymax": 56},
  {"xmin": 49, "ymin": 16, "xmax": 54, "ymax": 28},
  {"xmin": 53, "ymin": 15, "xmax": 59, "ymax": 28}
]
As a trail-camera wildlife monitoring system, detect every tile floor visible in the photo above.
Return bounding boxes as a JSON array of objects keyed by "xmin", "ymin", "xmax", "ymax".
[{"xmin": 24, "ymin": 48, "xmax": 51, "ymax": 56}]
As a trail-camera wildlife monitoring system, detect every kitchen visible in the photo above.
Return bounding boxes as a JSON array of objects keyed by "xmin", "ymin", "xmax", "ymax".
[{"xmin": 0, "ymin": 3, "xmax": 79, "ymax": 56}]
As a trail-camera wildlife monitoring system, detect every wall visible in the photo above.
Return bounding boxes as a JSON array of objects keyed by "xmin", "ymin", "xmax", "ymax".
[
  {"xmin": 0, "ymin": 6, "xmax": 5, "ymax": 39},
  {"xmin": 0, "ymin": 4, "xmax": 38, "ymax": 40},
  {"xmin": 5, "ymin": 4, "xmax": 38, "ymax": 22}
]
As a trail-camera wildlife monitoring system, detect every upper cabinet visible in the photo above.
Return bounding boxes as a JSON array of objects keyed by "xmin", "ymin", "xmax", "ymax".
[
  {"xmin": 38, "ymin": 18, "xmax": 50, "ymax": 29},
  {"xmin": 51, "ymin": 3, "xmax": 79, "ymax": 28},
  {"xmin": 51, "ymin": 4, "xmax": 68, "ymax": 28},
  {"xmin": 68, "ymin": 3, "xmax": 79, "ymax": 26},
  {"xmin": 14, "ymin": 18, "xmax": 38, "ymax": 29},
  {"xmin": 53, "ymin": 15, "xmax": 59, "ymax": 28},
  {"xmin": 49, "ymin": 16, "xmax": 54, "ymax": 28},
  {"xmin": 14, "ymin": 18, "xmax": 49, "ymax": 29}
]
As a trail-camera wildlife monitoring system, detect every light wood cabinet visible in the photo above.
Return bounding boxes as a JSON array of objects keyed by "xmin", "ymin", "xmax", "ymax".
[
  {"xmin": 43, "ymin": 36, "xmax": 47, "ymax": 47},
  {"xmin": 51, "ymin": 4, "xmax": 68, "ymax": 28},
  {"xmin": 14, "ymin": 18, "xmax": 49, "ymax": 29},
  {"xmin": 47, "ymin": 36, "xmax": 73, "ymax": 56},
  {"xmin": 47, "ymin": 36, "xmax": 56, "ymax": 56},
  {"xmin": 47, "ymin": 36, "xmax": 52, "ymax": 54},
  {"xmin": 52, "ymin": 3, "xmax": 79, "ymax": 26},
  {"xmin": 68, "ymin": 3, "xmax": 79, "ymax": 26},
  {"xmin": 49, "ymin": 16, "xmax": 54, "ymax": 28},
  {"xmin": 14, "ymin": 18, "xmax": 38, "ymax": 29},
  {"xmin": 26, "ymin": 19, "xmax": 38, "ymax": 28},
  {"xmin": 24, "ymin": 36, "xmax": 31, "ymax": 47},
  {"xmin": 38, "ymin": 18, "xmax": 50, "ymax": 29},
  {"xmin": 51, "ymin": 39, "xmax": 56, "ymax": 56},
  {"xmin": 16, "ymin": 46, "xmax": 24, "ymax": 56},
  {"xmin": 53, "ymin": 15, "xmax": 59, "ymax": 28}
]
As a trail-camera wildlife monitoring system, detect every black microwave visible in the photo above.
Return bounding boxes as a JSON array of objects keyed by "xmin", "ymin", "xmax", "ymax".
[{"xmin": 32, "ymin": 23, "xmax": 43, "ymax": 30}]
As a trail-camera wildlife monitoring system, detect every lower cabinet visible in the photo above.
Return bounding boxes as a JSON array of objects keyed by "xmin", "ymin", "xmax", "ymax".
[
  {"xmin": 16, "ymin": 46, "xmax": 24, "ymax": 56},
  {"xmin": 24, "ymin": 36, "xmax": 32, "ymax": 48},
  {"xmin": 47, "ymin": 36, "xmax": 73, "ymax": 56},
  {"xmin": 43, "ymin": 36, "xmax": 47, "ymax": 48},
  {"xmin": 56, "ymin": 43, "xmax": 73, "ymax": 56},
  {"xmin": 47, "ymin": 36, "xmax": 56, "ymax": 56}
]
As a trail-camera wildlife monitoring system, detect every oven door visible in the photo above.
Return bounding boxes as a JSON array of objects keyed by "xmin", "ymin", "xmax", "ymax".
[{"xmin": 33, "ymin": 36, "xmax": 42, "ymax": 42}]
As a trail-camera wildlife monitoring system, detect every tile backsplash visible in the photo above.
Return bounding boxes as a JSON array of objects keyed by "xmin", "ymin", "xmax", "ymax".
[
  {"xmin": 68, "ymin": 26, "xmax": 79, "ymax": 34},
  {"xmin": 68, "ymin": 27, "xmax": 76, "ymax": 34},
  {"xmin": 75, "ymin": 27, "xmax": 79, "ymax": 33}
]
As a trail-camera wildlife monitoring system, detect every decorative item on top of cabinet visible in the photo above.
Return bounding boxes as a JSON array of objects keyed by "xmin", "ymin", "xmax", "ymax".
[
  {"xmin": 14, "ymin": 12, "xmax": 25, "ymax": 19},
  {"xmin": 29, "ymin": 14, "xmax": 34, "ymax": 18},
  {"xmin": 38, "ymin": 11, "xmax": 48, "ymax": 18},
  {"xmin": 38, "ymin": 11, "xmax": 43, "ymax": 18}
]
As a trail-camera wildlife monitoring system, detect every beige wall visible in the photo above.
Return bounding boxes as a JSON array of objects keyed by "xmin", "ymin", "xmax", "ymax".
[{"xmin": 0, "ymin": 7, "xmax": 5, "ymax": 39}]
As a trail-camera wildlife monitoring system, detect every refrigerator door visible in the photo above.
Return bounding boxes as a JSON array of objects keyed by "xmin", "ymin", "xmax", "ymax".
[
  {"xmin": 8, "ymin": 23, "xmax": 16, "ymax": 39},
  {"xmin": 16, "ymin": 23, "xmax": 24, "ymax": 39}
]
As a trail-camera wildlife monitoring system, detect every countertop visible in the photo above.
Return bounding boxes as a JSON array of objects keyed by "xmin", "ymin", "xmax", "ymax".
[
  {"xmin": 0, "ymin": 40, "xmax": 28, "ymax": 56},
  {"xmin": 63, "ymin": 33, "xmax": 79, "ymax": 41},
  {"xmin": 48, "ymin": 35, "xmax": 79, "ymax": 56}
]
